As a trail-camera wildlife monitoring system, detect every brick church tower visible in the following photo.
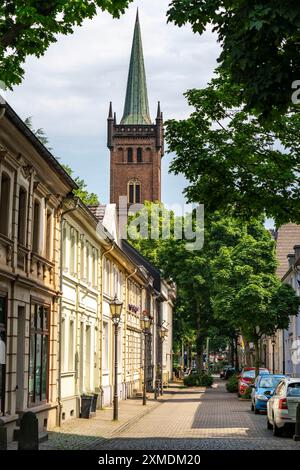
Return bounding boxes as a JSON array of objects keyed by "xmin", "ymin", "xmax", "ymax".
[{"xmin": 107, "ymin": 11, "xmax": 164, "ymax": 206}]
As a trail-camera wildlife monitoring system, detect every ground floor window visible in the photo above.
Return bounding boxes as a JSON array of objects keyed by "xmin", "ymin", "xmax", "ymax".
[
  {"xmin": 28, "ymin": 303, "xmax": 49, "ymax": 405},
  {"xmin": 0, "ymin": 296, "xmax": 6, "ymax": 415}
]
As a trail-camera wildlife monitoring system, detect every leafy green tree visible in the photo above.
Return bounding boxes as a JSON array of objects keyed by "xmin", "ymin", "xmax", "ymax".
[
  {"xmin": 129, "ymin": 204, "xmax": 300, "ymax": 377},
  {"xmin": 165, "ymin": 77, "xmax": 300, "ymax": 227},
  {"xmin": 0, "ymin": 0, "xmax": 132, "ymax": 88},
  {"xmin": 128, "ymin": 202, "xmax": 233, "ymax": 371},
  {"xmin": 24, "ymin": 116, "xmax": 53, "ymax": 150},
  {"xmin": 210, "ymin": 214, "xmax": 300, "ymax": 376},
  {"xmin": 167, "ymin": 0, "xmax": 300, "ymax": 119}
]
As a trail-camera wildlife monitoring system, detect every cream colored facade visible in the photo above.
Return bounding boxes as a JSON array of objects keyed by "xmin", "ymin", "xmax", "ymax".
[
  {"xmin": 160, "ymin": 280, "xmax": 175, "ymax": 384},
  {"xmin": 0, "ymin": 103, "xmax": 175, "ymax": 441},
  {"xmin": 0, "ymin": 104, "xmax": 75, "ymax": 441},
  {"xmin": 59, "ymin": 204, "xmax": 102, "ymax": 422},
  {"xmin": 101, "ymin": 241, "xmax": 148, "ymax": 406}
]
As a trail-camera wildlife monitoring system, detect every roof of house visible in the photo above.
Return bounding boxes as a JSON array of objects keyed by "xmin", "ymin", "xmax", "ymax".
[
  {"xmin": 275, "ymin": 223, "xmax": 300, "ymax": 279},
  {"xmin": 88, "ymin": 204, "xmax": 107, "ymax": 223},
  {"xmin": 3, "ymin": 101, "xmax": 77, "ymax": 190},
  {"xmin": 121, "ymin": 239, "xmax": 161, "ymax": 292}
]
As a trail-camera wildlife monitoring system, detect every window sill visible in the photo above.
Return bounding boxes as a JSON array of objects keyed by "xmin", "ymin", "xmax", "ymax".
[
  {"xmin": 26, "ymin": 402, "xmax": 57, "ymax": 413},
  {"xmin": 61, "ymin": 371, "xmax": 76, "ymax": 377},
  {"xmin": 0, "ymin": 413, "xmax": 19, "ymax": 424}
]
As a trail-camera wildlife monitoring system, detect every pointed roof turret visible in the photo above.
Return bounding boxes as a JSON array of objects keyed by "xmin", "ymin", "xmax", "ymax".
[
  {"xmin": 108, "ymin": 101, "xmax": 113, "ymax": 119},
  {"xmin": 121, "ymin": 10, "xmax": 151, "ymax": 125},
  {"xmin": 156, "ymin": 101, "xmax": 161, "ymax": 119}
]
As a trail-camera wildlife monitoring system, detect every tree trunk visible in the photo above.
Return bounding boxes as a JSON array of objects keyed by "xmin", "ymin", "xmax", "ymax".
[
  {"xmin": 234, "ymin": 335, "xmax": 239, "ymax": 370},
  {"xmin": 244, "ymin": 340, "xmax": 251, "ymax": 367},
  {"xmin": 230, "ymin": 337, "xmax": 235, "ymax": 366},
  {"xmin": 188, "ymin": 345, "xmax": 192, "ymax": 369},
  {"xmin": 195, "ymin": 300, "xmax": 203, "ymax": 372},
  {"xmin": 254, "ymin": 338, "xmax": 260, "ymax": 377}
]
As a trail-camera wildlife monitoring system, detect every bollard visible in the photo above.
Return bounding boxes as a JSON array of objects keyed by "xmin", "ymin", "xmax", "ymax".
[
  {"xmin": 293, "ymin": 402, "xmax": 300, "ymax": 441},
  {"xmin": 0, "ymin": 419, "xmax": 7, "ymax": 450},
  {"xmin": 18, "ymin": 411, "xmax": 39, "ymax": 450}
]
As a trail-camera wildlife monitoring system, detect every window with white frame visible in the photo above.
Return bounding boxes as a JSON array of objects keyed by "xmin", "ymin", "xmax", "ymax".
[
  {"xmin": 104, "ymin": 258, "xmax": 111, "ymax": 296},
  {"xmin": 80, "ymin": 236, "xmax": 85, "ymax": 280},
  {"xmin": 102, "ymin": 322, "xmax": 109, "ymax": 371},
  {"xmin": 18, "ymin": 187, "xmax": 27, "ymax": 245},
  {"xmin": 68, "ymin": 319, "xmax": 75, "ymax": 371},
  {"xmin": 0, "ymin": 172, "xmax": 11, "ymax": 237},
  {"xmin": 45, "ymin": 209, "xmax": 53, "ymax": 260},
  {"xmin": 32, "ymin": 199, "xmax": 41, "ymax": 253},
  {"xmin": 70, "ymin": 227, "xmax": 77, "ymax": 275}
]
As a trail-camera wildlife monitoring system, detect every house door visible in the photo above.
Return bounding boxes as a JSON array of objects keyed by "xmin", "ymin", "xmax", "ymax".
[{"xmin": 16, "ymin": 306, "xmax": 25, "ymax": 412}]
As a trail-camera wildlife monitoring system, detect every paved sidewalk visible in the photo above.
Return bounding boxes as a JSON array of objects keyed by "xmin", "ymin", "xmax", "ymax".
[{"xmin": 7, "ymin": 394, "xmax": 163, "ymax": 450}]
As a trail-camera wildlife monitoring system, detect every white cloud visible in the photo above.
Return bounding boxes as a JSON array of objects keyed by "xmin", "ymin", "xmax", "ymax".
[{"xmin": 6, "ymin": 0, "xmax": 220, "ymax": 205}]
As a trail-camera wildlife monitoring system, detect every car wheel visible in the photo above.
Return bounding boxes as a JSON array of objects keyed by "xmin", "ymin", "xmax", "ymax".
[
  {"xmin": 254, "ymin": 406, "xmax": 260, "ymax": 415},
  {"xmin": 267, "ymin": 418, "xmax": 273, "ymax": 430},
  {"xmin": 273, "ymin": 418, "xmax": 283, "ymax": 437},
  {"xmin": 251, "ymin": 402, "xmax": 254, "ymax": 412}
]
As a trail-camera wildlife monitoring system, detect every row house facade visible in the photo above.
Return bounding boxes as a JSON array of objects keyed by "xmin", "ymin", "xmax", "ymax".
[
  {"xmin": 278, "ymin": 245, "xmax": 300, "ymax": 377},
  {"xmin": 0, "ymin": 102, "xmax": 175, "ymax": 440},
  {"xmin": 0, "ymin": 103, "xmax": 76, "ymax": 441},
  {"xmin": 265, "ymin": 224, "xmax": 300, "ymax": 375}
]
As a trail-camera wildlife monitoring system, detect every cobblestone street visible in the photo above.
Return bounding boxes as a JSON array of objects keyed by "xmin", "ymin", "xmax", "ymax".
[
  {"xmin": 12, "ymin": 378, "xmax": 297, "ymax": 450},
  {"xmin": 95, "ymin": 379, "xmax": 300, "ymax": 450}
]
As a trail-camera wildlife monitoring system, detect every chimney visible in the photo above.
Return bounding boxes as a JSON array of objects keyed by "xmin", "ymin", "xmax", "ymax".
[
  {"xmin": 287, "ymin": 253, "xmax": 296, "ymax": 268},
  {"xmin": 294, "ymin": 245, "xmax": 300, "ymax": 261}
]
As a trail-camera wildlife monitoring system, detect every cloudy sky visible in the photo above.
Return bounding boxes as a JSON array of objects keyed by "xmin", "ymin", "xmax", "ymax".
[{"xmin": 6, "ymin": 0, "xmax": 219, "ymax": 208}]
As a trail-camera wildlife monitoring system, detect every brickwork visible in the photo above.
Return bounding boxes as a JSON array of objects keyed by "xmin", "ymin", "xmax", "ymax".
[{"xmin": 108, "ymin": 121, "xmax": 163, "ymax": 205}]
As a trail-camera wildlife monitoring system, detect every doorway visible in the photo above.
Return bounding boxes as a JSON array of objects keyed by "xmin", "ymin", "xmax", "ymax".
[{"xmin": 16, "ymin": 306, "xmax": 25, "ymax": 413}]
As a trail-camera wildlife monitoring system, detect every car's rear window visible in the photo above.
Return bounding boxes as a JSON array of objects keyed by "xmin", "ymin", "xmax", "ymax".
[
  {"xmin": 287, "ymin": 383, "xmax": 300, "ymax": 397},
  {"xmin": 242, "ymin": 369, "xmax": 268, "ymax": 379},
  {"xmin": 242, "ymin": 370, "xmax": 255, "ymax": 378},
  {"xmin": 259, "ymin": 377, "xmax": 283, "ymax": 388}
]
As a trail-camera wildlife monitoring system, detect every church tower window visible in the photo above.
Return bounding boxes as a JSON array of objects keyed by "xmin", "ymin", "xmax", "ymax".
[
  {"xmin": 127, "ymin": 148, "xmax": 133, "ymax": 163},
  {"xmin": 128, "ymin": 180, "xmax": 141, "ymax": 204}
]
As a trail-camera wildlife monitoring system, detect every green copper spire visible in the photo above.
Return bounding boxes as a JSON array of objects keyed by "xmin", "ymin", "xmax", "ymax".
[{"xmin": 121, "ymin": 10, "xmax": 152, "ymax": 125}]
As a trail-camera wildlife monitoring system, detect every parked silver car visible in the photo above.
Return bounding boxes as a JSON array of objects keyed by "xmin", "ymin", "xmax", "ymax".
[{"xmin": 267, "ymin": 377, "xmax": 300, "ymax": 436}]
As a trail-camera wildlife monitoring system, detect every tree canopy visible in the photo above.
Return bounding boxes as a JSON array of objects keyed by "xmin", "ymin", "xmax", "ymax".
[
  {"xmin": 0, "ymin": 0, "xmax": 132, "ymax": 88},
  {"xmin": 128, "ymin": 203, "xmax": 300, "ymax": 373},
  {"xmin": 167, "ymin": 0, "xmax": 300, "ymax": 119},
  {"xmin": 209, "ymin": 213, "xmax": 300, "ymax": 374},
  {"xmin": 165, "ymin": 76, "xmax": 300, "ymax": 227}
]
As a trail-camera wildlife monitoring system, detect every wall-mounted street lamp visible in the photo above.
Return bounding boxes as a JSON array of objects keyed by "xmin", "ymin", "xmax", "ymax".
[
  {"xmin": 141, "ymin": 311, "xmax": 151, "ymax": 406},
  {"xmin": 110, "ymin": 294, "xmax": 123, "ymax": 421}
]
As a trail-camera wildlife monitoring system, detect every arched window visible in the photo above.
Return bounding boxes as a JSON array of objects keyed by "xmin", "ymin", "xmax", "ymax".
[
  {"xmin": 137, "ymin": 148, "xmax": 143, "ymax": 163},
  {"xmin": 0, "ymin": 173, "xmax": 11, "ymax": 237},
  {"xmin": 127, "ymin": 148, "xmax": 133, "ymax": 163},
  {"xmin": 18, "ymin": 187, "xmax": 27, "ymax": 245},
  {"xmin": 128, "ymin": 180, "xmax": 141, "ymax": 204}
]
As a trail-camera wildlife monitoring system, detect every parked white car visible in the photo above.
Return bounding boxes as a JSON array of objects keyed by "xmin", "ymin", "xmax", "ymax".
[{"xmin": 267, "ymin": 377, "xmax": 300, "ymax": 436}]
